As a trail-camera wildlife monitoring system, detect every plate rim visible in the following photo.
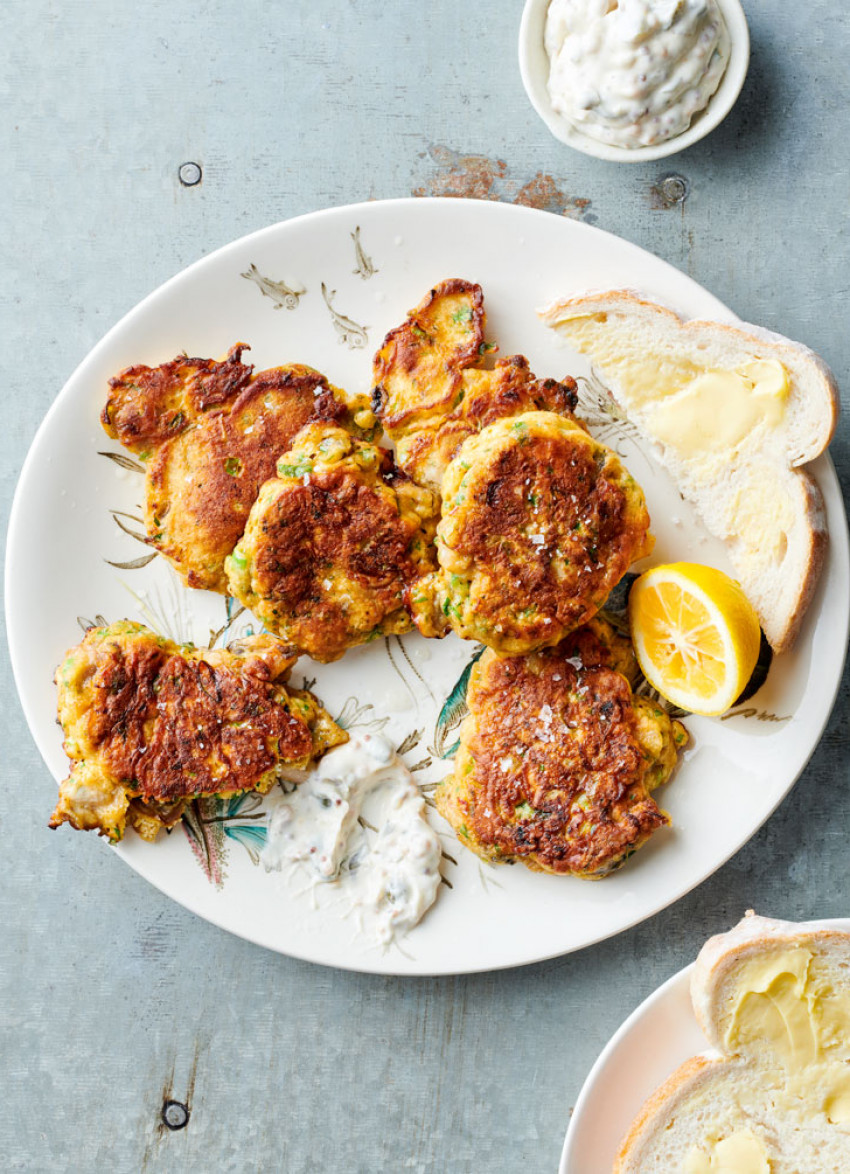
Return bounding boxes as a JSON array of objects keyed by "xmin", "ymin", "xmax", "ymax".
[
  {"xmin": 559, "ymin": 916, "xmax": 850, "ymax": 1172},
  {"xmin": 7, "ymin": 197, "xmax": 849, "ymax": 975}
]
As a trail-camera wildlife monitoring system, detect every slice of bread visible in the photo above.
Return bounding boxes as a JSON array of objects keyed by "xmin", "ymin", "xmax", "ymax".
[
  {"xmin": 614, "ymin": 912, "xmax": 850, "ymax": 1173},
  {"xmin": 540, "ymin": 292, "xmax": 839, "ymax": 651}
]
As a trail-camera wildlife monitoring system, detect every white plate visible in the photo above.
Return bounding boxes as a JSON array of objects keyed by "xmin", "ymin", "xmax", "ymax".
[
  {"xmin": 560, "ymin": 917, "xmax": 850, "ymax": 1172},
  {"xmin": 7, "ymin": 198, "xmax": 848, "ymax": 975}
]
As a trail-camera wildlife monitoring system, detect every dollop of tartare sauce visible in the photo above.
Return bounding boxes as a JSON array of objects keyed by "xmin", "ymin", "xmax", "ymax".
[
  {"xmin": 544, "ymin": 0, "xmax": 730, "ymax": 148},
  {"xmin": 261, "ymin": 734, "xmax": 442, "ymax": 946}
]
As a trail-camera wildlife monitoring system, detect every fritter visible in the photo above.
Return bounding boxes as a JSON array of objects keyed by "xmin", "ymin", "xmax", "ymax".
[
  {"xmin": 50, "ymin": 620, "xmax": 345, "ymax": 843},
  {"xmin": 225, "ymin": 424, "xmax": 440, "ymax": 663},
  {"xmin": 436, "ymin": 618, "xmax": 688, "ymax": 878},
  {"xmin": 372, "ymin": 279, "xmax": 578, "ymax": 490},
  {"xmin": 102, "ymin": 345, "xmax": 376, "ymax": 592},
  {"xmin": 408, "ymin": 411, "xmax": 653, "ymax": 655},
  {"xmin": 372, "ymin": 278, "xmax": 486, "ymax": 437}
]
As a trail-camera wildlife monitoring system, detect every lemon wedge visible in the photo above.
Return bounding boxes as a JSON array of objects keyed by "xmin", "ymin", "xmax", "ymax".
[{"xmin": 628, "ymin": 563, "xmax": 762, "ymax": 716}]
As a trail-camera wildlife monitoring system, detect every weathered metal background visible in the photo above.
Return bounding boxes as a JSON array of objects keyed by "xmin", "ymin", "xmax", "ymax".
[{"xmin": 2, "ymin": 2, "xmax": 848, "ymax": 1171}]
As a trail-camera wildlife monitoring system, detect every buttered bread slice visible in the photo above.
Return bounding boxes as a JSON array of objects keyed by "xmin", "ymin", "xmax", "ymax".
[
  {"xmin": 540, "ymin": 292, "xmax": 839, "ymax": 651},
  {"xmin": 614, "ymin": 913, "xmax": 850, "ymax": 1173}
]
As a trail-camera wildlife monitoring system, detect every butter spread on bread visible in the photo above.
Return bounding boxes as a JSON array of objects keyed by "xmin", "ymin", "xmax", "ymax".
[
  {"xmin": 614, "ymin": 912, "xmax": 850, "ymax": 1173},
  {"xmin": 540, "ymin": 292, "xmax": 839, "ymax": 652}
]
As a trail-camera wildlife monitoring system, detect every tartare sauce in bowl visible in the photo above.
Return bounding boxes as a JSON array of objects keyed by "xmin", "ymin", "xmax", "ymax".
[
  {"xmin": 545, "ymin": 0, "xmax": 730, "ymax": 149},
  {"xmin": 518, "ymin": 0, "xmax": 749, "ymax": 161}
]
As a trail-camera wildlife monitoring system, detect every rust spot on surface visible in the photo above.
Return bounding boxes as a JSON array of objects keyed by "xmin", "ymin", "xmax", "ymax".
[
  {"xmin": 413, "ymin": 146, "xmax": 508, "ymax": 201},
  {"xmin": 185, "ymin": 1041, "xmax": 200, "ymax": 1110},
  {"xmin": 515, "ymin": 173, "xmax": 591, "ymax": 218},
  {"xmin": 413, "ymin": 145, "xmax": 594, "ymax": 221}
]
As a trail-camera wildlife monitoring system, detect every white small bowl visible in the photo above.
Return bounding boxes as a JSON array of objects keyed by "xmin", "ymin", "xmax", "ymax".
[{"xmin": 518, "ymin": 0, "xmax": 750, "ymax": 163}]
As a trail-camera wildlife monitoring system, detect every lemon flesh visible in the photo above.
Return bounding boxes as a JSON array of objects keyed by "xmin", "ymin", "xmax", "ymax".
[{"xmin": 628, "ymin": 562, "xmax": 762, "ymax": 717}]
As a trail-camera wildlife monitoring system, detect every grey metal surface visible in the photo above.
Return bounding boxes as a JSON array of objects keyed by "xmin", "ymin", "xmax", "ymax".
[{"xmin": 2, "ymin": 2, "xmax": 848, "ymax": 1171}]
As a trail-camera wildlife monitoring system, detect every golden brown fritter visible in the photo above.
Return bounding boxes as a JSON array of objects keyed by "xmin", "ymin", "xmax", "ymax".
[
  {"xmin": 225, "ymin": 424, "xmax": 440, "ymax": 663},
  {"xmin": 102, "ymin": 345, "xmax": 377, "ymax": 591},
  {"xmin": 436, "ymin": 618, "xmax": 688, "ymax": 878},
  {"xmin": 102, "ymin": 347, "xmax": 255, "ymax": 450},
  {"xmin": 51, "ymin": 620, "xmax": 346, "ymax": 843},
  {"xmin": 397, "ymin": 354, "xmax": 580, "ymax": 493},
  {"xmin": 372, "ymin": 278, "xmax": 486, "ymax": 436},
  {"xmin": 409, "ymin": 411, "xmax": 653, "ymax": 655},
  {"xmin": 372, "ymin": 279, "xmax": 578, "ymax": 490}
]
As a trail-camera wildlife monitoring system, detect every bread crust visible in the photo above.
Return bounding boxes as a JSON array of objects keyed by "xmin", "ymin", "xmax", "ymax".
[
  {"xmin": 539, "ymin": 289, "xmax": 839, "ymax": 456},
  {"xmin": 614, "ymin": 913, "xmax": 850, "ymax": 1172},
  {"xmin": 613, "ymin": 1053, "xmax": 724, "ymax": 1173},
  {"xmin": 539, "ymin": 290, "xmax": 839, "ymax": 651},
  {"xmin": 768, "ymin": 469, "xmax": 828, "ymax": 652},
  {"xmin": 691, "ymin": 911, "xmax": 850, "ymax": 1047}
]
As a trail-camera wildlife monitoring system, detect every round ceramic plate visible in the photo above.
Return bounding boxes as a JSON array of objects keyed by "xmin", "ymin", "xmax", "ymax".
[
  {"xmin": 7, "ymin": 198, "xmax": 848, "ymax": 975},
  {"xmin": 559, "ymin": 916, "xmax": 850, "ymax": 1172}
]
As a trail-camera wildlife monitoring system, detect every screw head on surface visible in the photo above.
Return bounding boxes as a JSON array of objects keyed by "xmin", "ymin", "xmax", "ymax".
[
  {"xmin": 162, "ymin": 1099, "xmax": 190, "ymax": 1130},
  {"xmin": 658, "ymin": 174, "xmax": 689, "ymax": 205},
  {"xmin": 178, "ymin": 162, "xmax": 202, "ymax": 187}
]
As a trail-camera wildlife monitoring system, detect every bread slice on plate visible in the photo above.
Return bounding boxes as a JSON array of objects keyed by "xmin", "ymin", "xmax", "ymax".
[
  {"xmin": 614, "ymin": 912, "xmax": 850, "ymax": 1173},
  {"xmin": 539, "ymin": 292, "xmax": 839, "ymax": 652}
]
